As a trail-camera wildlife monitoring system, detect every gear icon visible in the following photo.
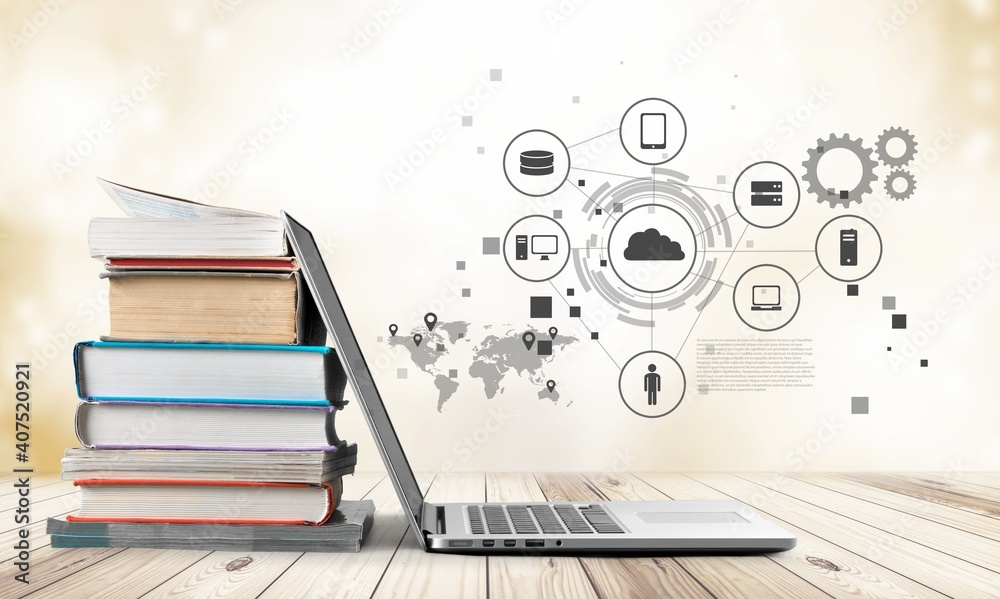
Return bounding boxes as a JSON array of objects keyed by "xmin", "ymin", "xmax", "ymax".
[
  {"xmin": 802, "ymin": 133, "xmax": 879, "ymax": 208},
  {"xmin": 875, "ymin": 127, "xmax": 917, "ymax": 168},
  {"xmin": 884, "ymin": 169, "xmax": 916, "ymax": 200}
]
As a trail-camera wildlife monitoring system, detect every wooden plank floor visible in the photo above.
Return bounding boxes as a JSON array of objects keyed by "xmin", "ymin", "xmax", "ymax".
[{"xmin": 3, "ymin": 473, "xmax": 999, "ymax": 598}]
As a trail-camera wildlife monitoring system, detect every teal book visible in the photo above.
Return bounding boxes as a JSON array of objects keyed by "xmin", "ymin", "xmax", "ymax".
[{"xmin": 74, "ymin": 341, "xmax": 347, "ymax": 406}]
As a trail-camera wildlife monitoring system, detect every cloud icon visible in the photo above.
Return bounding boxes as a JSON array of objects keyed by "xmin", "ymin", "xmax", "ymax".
[{"xmin": 624, "ymin": 228, "xmax": 686, "ymax": 261}]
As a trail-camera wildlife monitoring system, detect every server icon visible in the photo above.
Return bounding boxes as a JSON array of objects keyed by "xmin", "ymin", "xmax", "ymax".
[
  {"xmin": 519, "ymin": 150, "xmax": 555, "ymax": 176},
  {"xmin": 750, "ymin": 180, "xmax": 783, "ymax": 206},
  {"xmin": 840, "ymin": 229, "xmax": 858, "ymax": 266}
]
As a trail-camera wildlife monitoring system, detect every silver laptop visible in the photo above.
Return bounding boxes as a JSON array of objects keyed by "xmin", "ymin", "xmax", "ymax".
[{"xmin": 283, "ymin": 212, "xmax": 796, "ymax": 554}]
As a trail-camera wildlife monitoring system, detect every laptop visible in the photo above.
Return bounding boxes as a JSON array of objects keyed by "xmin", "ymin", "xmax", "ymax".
[
  {"xmin": 750, "ymin": 285, "xmax": 782, "ymax": 311},
  {"xmin": 282, "ymin": 212, "xmax": 796, "ymax": 554}
]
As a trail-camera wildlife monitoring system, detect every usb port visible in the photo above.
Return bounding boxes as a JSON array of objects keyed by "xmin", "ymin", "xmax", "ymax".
[
  {"xmin": 525, "ymin": 539, "xmax": 544, "ymax": 548},
  {"xmin": 482, "ymin": 540, "xmax": 495, "ymax": 548},
  {"xmin": 503, "ymin": 539, "xmax": 516, "ymax": 547}
]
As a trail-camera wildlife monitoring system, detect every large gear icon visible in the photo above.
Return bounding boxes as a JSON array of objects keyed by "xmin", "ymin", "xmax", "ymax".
[
  {"xmin": 875, "ymin": 126, "xmax": 917, "ymax": 167},
  {"xmin": 884, "ymin": 169, "xmax": 916, "ymax": 200},
  {"xmin": 802, "ymin": 133, "xmax": 879, "ymax": 208}
]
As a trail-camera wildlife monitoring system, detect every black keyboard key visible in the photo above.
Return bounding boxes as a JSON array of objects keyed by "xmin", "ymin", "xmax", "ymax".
[{"xmin": 467, "ymin": 506, "xmax": 485, "ymax": 534}]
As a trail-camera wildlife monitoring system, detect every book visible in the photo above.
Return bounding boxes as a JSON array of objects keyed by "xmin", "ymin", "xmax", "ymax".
[
  {"xmin": 47, "ymin": 499, "xmax": 375, "ymax": 552},
  {"xmin": 74, "ymin": 341, "xmax": 347, "ymax": 406},
  {"xmin": 102, "ymin": 270, "xmax": 325, "ymax": 345},
  {"xmin": 75, "ymin": 401, "xmax": 342, "ymax": 450},
  {"xmin": 66, "ymin": 478, "xmax": 344, "ymax": 525},
  {"xmin": 105, "ymin": 257, "xmax": 297, "ymax": 272},
  {"xmin": 60, "ymin": 445, "xmax": 358, "ymax": 483},
  {"xmin": 88, "ymin": 179, "xmax": 287, "ymax": 258},
  {"xmin": 59, "ymin": 448, "xmax": 357, "ymax": 483}
]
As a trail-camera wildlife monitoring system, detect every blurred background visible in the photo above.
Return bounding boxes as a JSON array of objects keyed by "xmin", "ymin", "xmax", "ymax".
[{"xmin": 1, "ymin": 0, "xmax": 997, "ymax": 474}]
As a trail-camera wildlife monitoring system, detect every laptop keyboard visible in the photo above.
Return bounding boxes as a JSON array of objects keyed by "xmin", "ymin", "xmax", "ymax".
[{"xmin": 466, "ymin": 504, "xmax": 623, "ymax": 535}]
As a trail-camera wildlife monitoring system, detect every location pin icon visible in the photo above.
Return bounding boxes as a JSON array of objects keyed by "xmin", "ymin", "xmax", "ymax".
[
  {"xmin": 546, "ymin": 380, "xmax": 556, "ymax": 393},
  {"xmin": 413, "ymin": 333, "xmax": 423, "ymax": 347},
  {"xmin": 522, "ymin": 331, "xmax": 535, "ymax": 350},
  {"xmin": 424, "ymin": 312, "xmax": 438, "ymax": 331},
  {"xmin": 548, "ymin": 326, "xmax": 558, "ymax": 339},
  {"xmin": 389, "ymin": 324, "xmax": 398, "ymax": 337}
]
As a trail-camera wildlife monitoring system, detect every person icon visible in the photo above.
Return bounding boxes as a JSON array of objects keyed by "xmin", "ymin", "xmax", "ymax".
[{"xmin": 643, "ymin": 364, "xmax": 661, "ymax": 406}]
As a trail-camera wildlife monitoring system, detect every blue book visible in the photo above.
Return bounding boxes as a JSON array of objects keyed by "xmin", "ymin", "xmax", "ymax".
[{"xmin": 74, "ymin": 341, "xmax": 347, "ymax": 406}]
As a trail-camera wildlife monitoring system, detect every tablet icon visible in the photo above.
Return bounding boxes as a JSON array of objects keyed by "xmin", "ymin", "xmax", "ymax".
[{"xmin": 639, "ymin": 113, "xmax": 667, "ymax": 150}]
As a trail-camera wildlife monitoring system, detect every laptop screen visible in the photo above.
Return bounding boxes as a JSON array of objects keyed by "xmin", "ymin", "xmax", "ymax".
[{"xmin": 282, "ymin": 212, "xmax": 426, "ymax": 546}]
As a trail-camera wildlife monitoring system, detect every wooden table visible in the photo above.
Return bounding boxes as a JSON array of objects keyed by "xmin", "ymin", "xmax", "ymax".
[{"xmin": 3, "ymin": 471, "xmax": 1000, "ymax": 598}]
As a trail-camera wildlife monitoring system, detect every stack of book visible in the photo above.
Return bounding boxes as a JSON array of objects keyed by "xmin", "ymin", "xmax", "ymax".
[{"xmin": 47, "ymin": 180, "xmax": 374, "ymax": 552}]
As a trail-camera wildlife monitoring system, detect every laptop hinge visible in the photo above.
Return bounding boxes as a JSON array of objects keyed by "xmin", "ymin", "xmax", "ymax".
[{"xmin": 422, "ymin": 503, "xmax": 446, "ymax": 535}]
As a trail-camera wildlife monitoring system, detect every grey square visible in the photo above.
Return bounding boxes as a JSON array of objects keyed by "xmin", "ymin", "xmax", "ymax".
[
  {"xmin": 456, "ymin": 261, "xmax": 466, "ymax": 270},
  {"xmin": 397, "ymin": 368, "xmax": 408, "ymax": 379},
  {"xmin": 613, "ymin": 202, "xmax": 623, "ymax": 213},
  {"xmin": 882, "ymin": 296, "xmax": 896, "ymax": 310},
  {"xmin": 746, "ymin": 240, "xmax": 754, "ymax": 249},
  {"xmin": 847, "ymin": 284, "xmax": 859, "ymax": 296},
  {"xmin": 734, "ymin": 74, "xmax": 738, "ymax": 78},
  {"xmin": 731, "ymin": 105, "xmax": 736, "ymax": 110},
  {"xmin": 920, "ymin": 359, "xmax": 928, "ymax": 367},
  {"xmin": 489, "ymin": 68, "xmax": 502, "ymax": 81},
  {"xmin": 553, "ymin": 209, "xmax": 563, "ymax": 219},
  {"xmin": 851, "ymin": 396, "xmax": 869, "ymax": 414},
  {"xmin": 377, "ymin": 336, "xmax": 383, "ymax": 343},
  {"xmin": 436, "ymin": 343, "xmax": 445, "ymax": 352},
  {"xmin": 477, "ymin": 146, "xmax": 485, "ymax": 155},
  {"xmin": 461, "ymin": 115, "xmax": 472, "ymax": 127},
  {"xmin": 462, "ymin": 288, "xmax": 470, "ymax": 297},
  {"xmin": 572, "ymin": 95, "xmax": 580, "ymax": 103},
  {"xmin": 648, "ymin": 206, "xmax": 655, "ymax": 214},
  {"xmin": 449, "ymin": 369, "xmax": 458, "ymax": 378},
  {"xmin": 892, "ymin": 314, "xmax": 907, "ymax": 329},
  {"xmin": 716, "ymin": 175, "xmax": 726, "ymax": 185},
  {"xmin": 705, "ymin": 344, "xmax": 715, "ymax": 355},
  {"xmin": 458, "ymin": 333, "xmax": 465, "ymax": 339},
  {"xmin": 537, "ymin": 340, "xmax": 552, "ymax": 356},
  {"xmin": 483, "ymin": 237, "xmax": 501, "ymax": 255}
]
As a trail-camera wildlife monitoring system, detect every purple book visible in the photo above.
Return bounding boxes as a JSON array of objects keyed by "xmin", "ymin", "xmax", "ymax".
[{"xmin": 75, "ymin": 401, "xmax": 341, "ymax": 451}]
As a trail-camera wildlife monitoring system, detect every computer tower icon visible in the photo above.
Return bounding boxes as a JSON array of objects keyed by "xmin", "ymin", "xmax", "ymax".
[
  {"xmin": 515, "ymin": 235, "xmax": 528, "ymax": 261},
  {"xmin": 840, "ymin": 229, "xmax": 858, "ymax": 266}
]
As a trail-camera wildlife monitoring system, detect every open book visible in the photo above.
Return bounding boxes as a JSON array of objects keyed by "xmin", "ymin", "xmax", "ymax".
[{"xmin": 88, "ymin": 179, "xmax": 289, "ymax": 259}]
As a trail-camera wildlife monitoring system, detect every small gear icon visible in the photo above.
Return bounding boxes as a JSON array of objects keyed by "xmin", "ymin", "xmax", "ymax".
[
  {"xmin": 875, "ymin": 127, "xmax": 917, "ymax": 168},
  {"xmin": 884, "ymin": 169, "xmax": 916, "ymax": 200},
  {"xmin": 802, "ymin": 133, "xmax": 879, "ymax": 208}
]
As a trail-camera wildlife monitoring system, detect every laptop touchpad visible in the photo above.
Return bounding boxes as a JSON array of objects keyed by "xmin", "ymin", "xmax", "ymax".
[{"xmin": 637, "ymin": 512, "xmax": 749, "ymax": 524}]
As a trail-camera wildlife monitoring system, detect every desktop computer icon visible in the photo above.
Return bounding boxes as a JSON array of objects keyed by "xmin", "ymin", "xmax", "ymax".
[
  {"xmin": 750, "ymin": 285, "xmax": 782, "ymax": 311},
  {"xmin": 840, "ymin": 229, "xmax": 858, "ymax": 266},
  {"xmin": 531, "ymin": 235, "xmax": 558, "ymax": 261}
]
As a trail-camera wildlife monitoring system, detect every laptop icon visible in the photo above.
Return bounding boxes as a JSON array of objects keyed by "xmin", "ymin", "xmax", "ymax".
[
  {"xmin": 282, "ymin": 212, "xmax": 796, "ymax": 554},
  {"xmin": 750, "ymin": 285, "xmax": 782, "ymax": 311}
]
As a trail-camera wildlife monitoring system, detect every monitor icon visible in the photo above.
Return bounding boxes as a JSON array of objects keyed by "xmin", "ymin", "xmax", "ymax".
[
  {"xmin": 531, "ymin": 235, "xmax": 558, "ymax": 260},
  {"xmin": 750, "ymin": 285, "xmax": 782, "ymax": 311}
]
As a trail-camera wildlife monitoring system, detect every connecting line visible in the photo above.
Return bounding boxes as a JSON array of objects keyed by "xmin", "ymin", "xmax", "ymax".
[
  {"xmin": 676, "ymin": 223, "xmax": 749, "ymax": 358},
  {"xmin": 701, "ymin": 249, "xmax": 814, "ymax": 253},
  {"xmin": 694, "ymin": 211, "xmax": 739, "ymax": 238},
  {"xmin": 567, "ymin": 128, "xmax": 620, "ymax": 149},
  {"xmin": 568, "ymin": 183, "xmax": 616, "ymax": 219},
  {"xmin": 569, "ymin": 166, "xmax": 642, "ymax": 180},
  {"xmin": 682, "ymin": 183, "xmax": 732, "ymax": 195},
  {"xmin": 649, "ymin": 294, "xmax": 654, "ymax": 350},
  {"xmin": 797, "ymin": 264, "xmax": 821, "ymax": 284},
  {"xmin": 688, "ymin": 270, "xmax": 734, "ymax": 289},
  {"xmin": 547, "ymin": 279, "xmax": 622, "ymax": 371}
]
